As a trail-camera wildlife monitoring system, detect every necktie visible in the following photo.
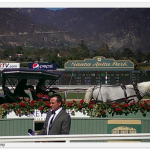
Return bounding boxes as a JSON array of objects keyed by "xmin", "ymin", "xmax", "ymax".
[
  {"xmin": 47, "ymin": 111, "xmax": 55, "ymax": 135},
  {"xmin": 50, "ymin": 111, "xmax": 55, "ymax": 125}
]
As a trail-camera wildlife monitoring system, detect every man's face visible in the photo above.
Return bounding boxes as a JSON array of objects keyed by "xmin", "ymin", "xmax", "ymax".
[{"xmin": 50, "ymin": 97, "xmax": 61, "ymax": 111}]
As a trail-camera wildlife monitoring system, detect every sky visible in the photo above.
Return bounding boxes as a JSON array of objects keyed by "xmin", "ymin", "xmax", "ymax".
[
  {"xmin": 0, "ymin": 2, "xmax": 150, "ymax": 9},
  {"xmin": 47, "ymin": 8, "xmax": 66, "ymax": 11}
]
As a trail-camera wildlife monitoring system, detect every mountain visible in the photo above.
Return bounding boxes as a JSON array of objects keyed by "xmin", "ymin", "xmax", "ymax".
[
  {"xmin": 0, "ymin": 8, "xmax": 79, "ymax": 49},
  {"xmin": 1, "ymin": 8, "xmax": 150, "ymax": 52}
]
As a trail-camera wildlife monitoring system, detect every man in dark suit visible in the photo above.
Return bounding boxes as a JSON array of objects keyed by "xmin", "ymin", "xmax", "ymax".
[
  {"xmin": 14, "ymin": 79, "xmax": 32, "ymax": 98},
  {"xmin": 38, "ymin": 94, "xmax": 71, "ymax": 135},
  {"xmin": 36, "ymin": 79, "xmax": 48, "ymax": 95}
]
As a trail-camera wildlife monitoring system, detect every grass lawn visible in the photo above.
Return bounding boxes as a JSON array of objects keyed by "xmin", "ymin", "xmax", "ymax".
[
  {"xmin": 143, "ymin": 93, "xmax": 150, "ymax": 99},
  {"xmin": 55, "ymin": 92, "xmax": 150, "ymax": 100},
  {"xmin": 56, "ymin": 92, "xmax": 85, "ymax": 100}
]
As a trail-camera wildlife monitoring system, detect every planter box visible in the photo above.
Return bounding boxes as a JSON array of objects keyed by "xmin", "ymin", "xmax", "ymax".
[{"xmin": 6, "ymin": 109, "xmax": 90, "ymax": 122}]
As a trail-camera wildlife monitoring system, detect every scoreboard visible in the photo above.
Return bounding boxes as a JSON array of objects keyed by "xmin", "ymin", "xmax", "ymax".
[
  {"xmin": 131, "ymin": 70, "xmax": 150, "ymax": 83},
  {"xmin": 54, "ymin": 70, "xmax": 150, "ymax": 86},
  {"xmin": 54, "ymin": 71, "xmax": 131, "ymax": 86},
  {"xmin": 1, "ymin": 70, "xmax": 150, "ymax": 86}
]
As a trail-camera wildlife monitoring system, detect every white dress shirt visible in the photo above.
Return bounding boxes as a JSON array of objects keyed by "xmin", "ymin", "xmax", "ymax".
[{"xmin": 47, "ymin": 107, "xmax": 62, "ymax": 135}]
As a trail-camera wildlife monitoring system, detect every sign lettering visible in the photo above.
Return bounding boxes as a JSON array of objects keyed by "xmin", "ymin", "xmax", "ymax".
[{"xmin": 65, "ymin": 56, "xmax": 134, "ymax": 71}]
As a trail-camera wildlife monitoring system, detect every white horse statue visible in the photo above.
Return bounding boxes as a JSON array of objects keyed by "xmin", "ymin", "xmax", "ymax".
[{"xmin": 84, "ymin": 81, "xmax": 150, "ymax": 104}]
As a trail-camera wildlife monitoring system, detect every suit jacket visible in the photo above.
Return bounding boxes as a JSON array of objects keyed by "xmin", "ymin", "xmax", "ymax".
[{"xmin": 38, "ymin": 109, "xmax": 71, "ymax": 135}]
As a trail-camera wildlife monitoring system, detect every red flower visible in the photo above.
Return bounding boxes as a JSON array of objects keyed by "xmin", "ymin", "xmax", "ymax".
[
  {"xmin": 31, "ymin": 100, "xmax": 35, "ymax": 103},
  {"xmin": 80, "ymin": 99, "xmax": 84, "ymax": 104},
  {"xmin": 115, "ymin": 108, "xmax": 122, "ymax": 112},
  {"xmin": 112, "ymin": 104, "xmax": 116, "ymax": 108},
  {"xmin": 101, "ymin": 110, "xmax": 105, "ymax": 114},
  {"xmin": 89, "ymin": 104, "xmax": 93, "ymax": 109},
  {"xmin": 119, "ymin": 108, "xmax": 122, "ymax": 111},
  {"xmin": 73, "ymin": 100, "xmax": 76, "ymax": 103},
  {"xmin": 30, "ymin": 103, "xmax": 34, "ymax": 107},
  {"xmin": 17, "ymin": 110, "xmax": 21, "ymax": 113},
  {"xmin": 39, "ymin": 106, "xmax": 43, "ymax": 110},
  {"xmin": 78, "ymin": 104, "xmax": 82, "ymax": 108},
  {"xmin": 19, "ymin": 102, "xmax": 27, "ymax": 107},
  {"xmin": 114, "ymin": 102, "xmax": 119, "ymax": 105},
  {"xmin": 123, "ymin": 104, "xmax": 128, "ymax": 108},
  {"xmin": 141, "ymin": 104, "xmax": 145, "ymax": 108},
  {"xmin": 4, "ymin": 105, "xmax": 8, "ymax": 109},
  {"xmin": 44, "ymin": 101, "xmax": 50, "ymax": 106},
  {"xmin": 26, "ymin": 99, "xmax": 30, "ymax": 102},
  {"xmin": 38, "ymin": 99, "xmax": 43, "ymax": 102},
  {"xmin": 89, "ymin": 101, "xmax": 96, "ymax": 104},
  {"xmin": 146, "ymin": 107, "xmax": 150, "ymax": 110},
  {"xmin": 46, "ymin": 103, "xmax": 50, "ymax": 107},
  {"xmin": 44, "ymin": 101, "xmax": 48, "ymax": 104},
  {"xmin": 124, "ymin": 98, "xmax": 127, "ymax": 101},
  {"xmin": 68, "ymin": 102, "xmax": 72, "ymax": 107},
  {"xmin": 92, "ymin": 101, "xmax": 96, "ymax": 104},
  {"xmin": 3, "ymin": 103, "xmax": 6, "ymax": 106},
  {"xmin": 130, "ymin": 103, "xmax": 133, "ymax": 106},
  {"xmin": 12, "ymin": 102, "xmax": 15, "ymax": 106}
]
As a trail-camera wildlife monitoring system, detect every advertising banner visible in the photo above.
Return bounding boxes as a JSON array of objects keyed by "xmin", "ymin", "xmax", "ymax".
[
  {"xmin": 7, "ymin": 109, "xmax": 89, "ymax": 121},
  {"xmin": 0, "ymin": 63, "xmax": 20, "ymax": 70},
  {"xmin": 28, "ymin": 63, "xmax": 56, "ymax": 70}
]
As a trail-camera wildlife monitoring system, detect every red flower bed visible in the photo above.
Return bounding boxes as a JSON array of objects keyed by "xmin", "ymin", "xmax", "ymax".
[{"xmin": 0, "ymin": 99, "xmax": 150, "ymax": 118}]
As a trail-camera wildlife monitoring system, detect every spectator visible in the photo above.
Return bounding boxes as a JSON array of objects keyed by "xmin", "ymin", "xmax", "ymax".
[
  {"xmin": 36, "ymin": 79, "xmax": 49, "ymax": 99},
  {"xmin": 14, "ymin": 79, "xmax": 31, "ymax": 97}
]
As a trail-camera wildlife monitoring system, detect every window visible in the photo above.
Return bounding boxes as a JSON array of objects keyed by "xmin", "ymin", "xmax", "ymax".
[
  {"xmin": 75, "ymin": 77, "xmax": 81, "ymax": 79},
  {"xmin": 72, "ymin": 73, "xmax": 76, "ymax": 77},
  {"xmin": 101, "ymin": 73, "xmax": 105, "ymax": 76},
  {"xmin": 86, "ymin": 74, "xmax": 90, "ymax": 76},
  {"xmin": 85, "ymin": 77, "xmax": 91, "ymax": 79},
  {"xmin": 67, "ymin": 74, "xmax": 72, "ymax": 76},
  {"xmin": 85, "ymin": 80, "xmax": 91, "ymax": 83},
  {"xmin": 91, "ymin": 73, "xmax": 95, "ymax": 76}
]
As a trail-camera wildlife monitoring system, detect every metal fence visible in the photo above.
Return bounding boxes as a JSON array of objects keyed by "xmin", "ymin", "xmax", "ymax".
[{"xmin": 1, "ymin": 133, "xmax": 150, "ymax": 143}]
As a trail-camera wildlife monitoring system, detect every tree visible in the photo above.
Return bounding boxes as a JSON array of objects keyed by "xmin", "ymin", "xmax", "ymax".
[
  {"xmin": 144, "ymin": 50, "xmax": 150, "ymax": 63},
  {"xmin": 96, "ymin": 43, "xmax": 110, "ymax": 58},
  {"xmin": 78, "ymin": 40, "xmax": 90, "ymax": 59},
  {"xmin": 135, "ymin": 49, "xmax": 145, "ymax": 63},
  {"xmin": 128, "ymin": 57, "xmax": 138, "ymax": 69},
  {"xmin": 113, "ymin": 50, "xmax": 122, "ymax": 60},
  {"xmin": 121, "ymin": 48, "xmax": 135, "ymax": 59},
  {"xmin": 15, "ymin": 46, "xmax": 23, "ymax": 54}
]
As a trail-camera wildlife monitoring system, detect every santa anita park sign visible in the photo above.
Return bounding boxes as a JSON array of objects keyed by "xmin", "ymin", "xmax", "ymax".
[{"xmin": 64, "ymin": 56, "xmax": 134, "ymax": 71}]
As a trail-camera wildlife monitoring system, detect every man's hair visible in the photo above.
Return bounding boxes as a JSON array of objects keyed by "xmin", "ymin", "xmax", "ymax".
[{"xmin": 50, "ymin": 94, "xmax": 63, "ymax": 105}]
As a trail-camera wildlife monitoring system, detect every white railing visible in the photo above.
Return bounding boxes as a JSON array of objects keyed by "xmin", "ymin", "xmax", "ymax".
[{"xmin": 0, "ymin": 133, "xmax": 150, "ymax": 143}]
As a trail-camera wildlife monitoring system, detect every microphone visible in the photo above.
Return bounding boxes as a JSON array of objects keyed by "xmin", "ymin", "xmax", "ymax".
[{"xmin": 28, "ymin": 129, "xmax": 34, "ymax": 136}]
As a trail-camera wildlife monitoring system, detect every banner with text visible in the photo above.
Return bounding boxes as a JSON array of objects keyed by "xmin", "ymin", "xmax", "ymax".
[
  {"xmin": 0, "ymin": 63, "xmax": 20, "ymax": 70},
  {"xmin": 28, "ymin": 63, "xmax": 56, "ymax": 70},
  {"xmin": 65, "ymin": 56, "xmax": 134, "ymax": 71}
]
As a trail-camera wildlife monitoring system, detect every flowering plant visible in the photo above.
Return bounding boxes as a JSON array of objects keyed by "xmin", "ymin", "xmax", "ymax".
[{"xmin": 0, "ymin": 98, "xmax": 150, "ymax": 118}]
